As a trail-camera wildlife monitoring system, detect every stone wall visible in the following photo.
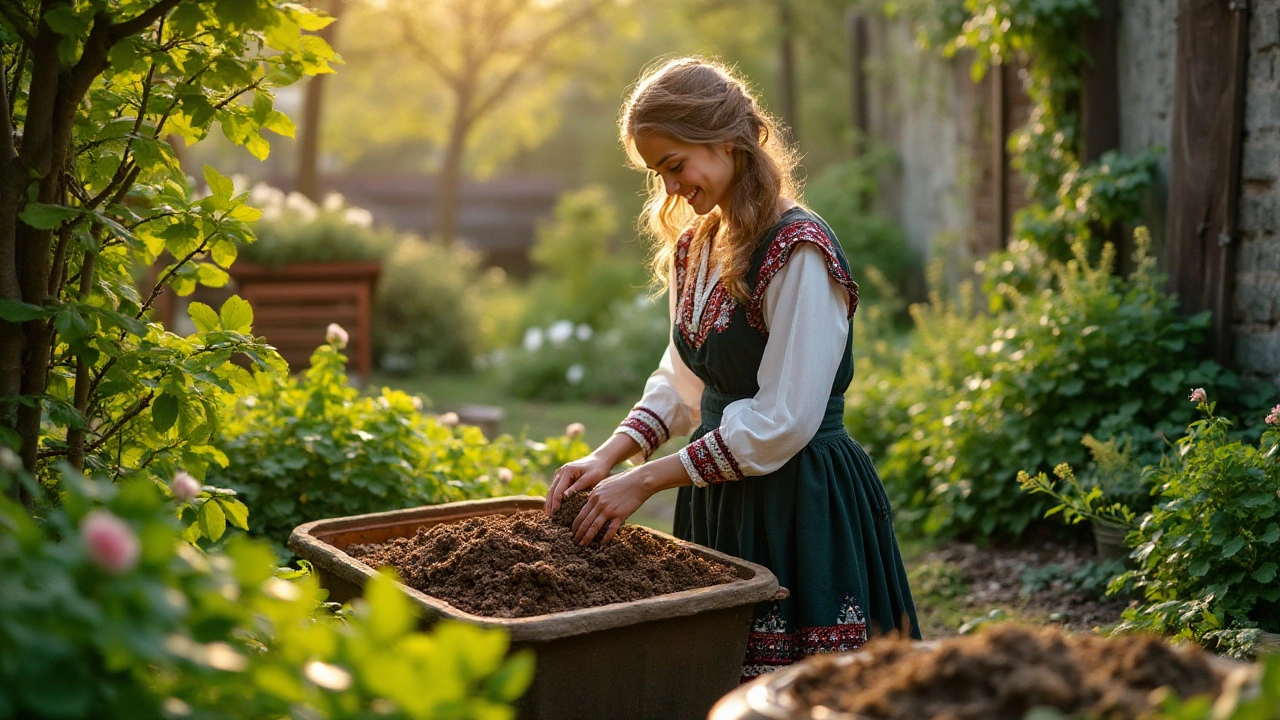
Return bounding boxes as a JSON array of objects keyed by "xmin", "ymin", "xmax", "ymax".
[{"xmin": 1236, "ymin": 0, "xmax": 1280, "ymax": 386}]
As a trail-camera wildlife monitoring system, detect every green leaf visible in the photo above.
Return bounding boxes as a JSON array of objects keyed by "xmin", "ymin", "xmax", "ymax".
[
  {"xmin": 263, "ymin": 110, "xmax": 296, "ymax": 139},
  {"xmin": 203, "ymin": 165, "xmax": 234, "ymax": 201},
  {"xmin": 196, "ymin": 263, "xmax": 230, "ymax": 288},
  {"xmin": 211, "ymin": 238, "xmax": 239, "ymax": 267},
  {"xmin": 366, "ymin": 570, "xmax": 414, "ymax": 641},
  {"xmin": 151, "ymin": 394, "xmax": 179, "ymax": 433},
  {"xmin": 219, "ymin": 295, "xmax": 253, "ymax": 333},
  {"xmin": 486, "ymin": 649, "xmax": 535, "ymax": 702},
  {"xmin": 197, "ymin": 498, "xmax": 227, "ymax": 542},
  {"xmin": 1253, "ymin": 562, "xmax": 1278, "ymax": 584},
  {"xmin": 19, "ymin": 203, "xmax": 81, "ymax": 230},
  {"xmin": 0, "ymin": 299, "xmax": 52, "ymax": 322},
  {"xmin": 1220, "ymin": 536, "xmax": 1245, "ymax": 559},
  {"xmin": 188, "ymin": 302, "xmax": 221, "ymax": 333},
  {"xmin": 217, "ymin": 497, "xmax": 250, "ymax": 531}
]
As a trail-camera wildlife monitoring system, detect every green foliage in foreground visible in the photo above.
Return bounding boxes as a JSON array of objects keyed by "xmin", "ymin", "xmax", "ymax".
[
  {"xmin": 209, "ymin": 340, "xmax": 586, "ymax": 546},
  {"xmin": 0, "ymin": 464, "xmax": 531, "ymax": 720}
]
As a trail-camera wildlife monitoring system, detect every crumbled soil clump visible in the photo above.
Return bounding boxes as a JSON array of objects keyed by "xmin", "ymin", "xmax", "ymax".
[
  {"xmin": 792, "ymin": 624, "xmax": 1224, "ymax": 720},
  {"xmin": 347, "ymin": 494, "xmax": 738, "ymax": 618}
]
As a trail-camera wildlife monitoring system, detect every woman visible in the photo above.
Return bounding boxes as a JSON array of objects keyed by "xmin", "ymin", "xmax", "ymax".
[{"xmin": 544, "ymin": 57, "xmax": 920, "ymax": 681}]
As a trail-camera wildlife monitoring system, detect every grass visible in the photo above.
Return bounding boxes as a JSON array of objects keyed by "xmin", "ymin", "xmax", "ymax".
[{"xmin": 370, "ymin": 369, "xmax": 679, "ymax": 534}]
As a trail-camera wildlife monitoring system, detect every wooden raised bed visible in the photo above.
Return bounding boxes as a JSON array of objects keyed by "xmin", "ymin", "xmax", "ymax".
[
  {"xmin": 289, "ymin": 497, "xmax": 780, "ymax": 720},
  {"xmin": 228, "ymin": 261, "xmax": 380, "ymax": 376}
]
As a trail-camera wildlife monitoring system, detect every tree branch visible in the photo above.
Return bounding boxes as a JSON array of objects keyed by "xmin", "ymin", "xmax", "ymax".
[
  {"xmin": 136, "ymin": 230, "xmax": 215, "ymax": 318},
  {"xmin": 0, "ymin": 4, "xmax": 35, "ymax": 44},
  {"xmin": 397, "ymin": 13, "xmax": 459, "ymax": 88},
  {"xmin": 109, "ymin": 0, "xmax": 182, "ymax": 42}
]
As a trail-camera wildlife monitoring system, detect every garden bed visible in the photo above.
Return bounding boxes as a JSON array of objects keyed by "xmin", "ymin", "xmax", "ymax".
[
  {"xmin": 712, "ymin": 624, "xmax": 1255, "ymax": 720},
  {"xmin": 289, "ymin": 496, "xmax": 779, "ymax": 720}
]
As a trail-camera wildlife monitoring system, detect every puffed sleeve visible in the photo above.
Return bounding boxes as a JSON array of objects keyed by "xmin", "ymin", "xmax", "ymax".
[
  {"xmin": 676, "ymin": 243, "xmax": 851, "ymax": 486},
  {"xmin": 612, "ymin": 264, "xmax": 704, "ymax": 463}
]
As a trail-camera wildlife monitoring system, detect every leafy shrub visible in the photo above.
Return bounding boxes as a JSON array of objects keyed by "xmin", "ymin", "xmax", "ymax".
[
  {"xmin": 846, "ymin": 230, "xmax": 1260, "ymax": 541},
  {"xmin": 498, "ymin": 293, "xmax": 669, "ymax": 403},
  {"xmin": 1111, "ymin": 400, "xmax": 1280, "ymax": 655},
  {"xmin": 240, "ymin": 187, "xmax": 395, "ymax": 266},
  {"xmin": 209, "ymin": 338, "xmax": 586, "ymax": 546},
  {"xmin": 374, "ymin": 237, "xmax": 490, "ymax": 374},
  {"xmin": 524, "ymin": 185, "xmax": 648, "ymax": 329},
  {"xmin": 0, "ymin": 462, "xmax": 531, "ymax": 719},
  {"xmin": 805, "ymin": 151, "xmax": 921, "ymax": 296}
]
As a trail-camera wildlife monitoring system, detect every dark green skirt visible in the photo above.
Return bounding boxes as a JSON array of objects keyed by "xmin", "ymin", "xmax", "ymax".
[{"xmin": 673, "ymin": 393, "xmax": 920, "ymax": 681}]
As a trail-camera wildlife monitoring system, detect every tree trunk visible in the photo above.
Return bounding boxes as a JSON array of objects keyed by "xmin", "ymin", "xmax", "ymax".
[
  {"xmin": 778, "ymin": 0, "xmax": 798, "ymax": 144},
  {"xmin": 435, "ymin": 87, "xmax": 472, "ymax": 245},
  {"xmin": 296, "ymin": 0, "xmax": 344, "ymax": 200}
]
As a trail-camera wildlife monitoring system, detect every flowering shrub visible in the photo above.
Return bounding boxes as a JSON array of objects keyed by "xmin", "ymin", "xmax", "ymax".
[
  {"xmin": 239, "ymin": 186, "xmax": 394, "ymax": 267},
  {"xmin": 845, "ymin": 230, "xmax": 1274, "ymax": 541},
  {"xmin": 498, "ymin": 293, "xmax": 669, "ymax": 402},
  {"xmin": 0, "ymin": 462, "xmax": 531, "ymax": 719},
  {"xmin": 1110, "ymin": 398, "xmax": 1280, "ymax": 656},
  {"xmin": 208, "ymin": 335, "xmax": 588, "ymax": 546}
]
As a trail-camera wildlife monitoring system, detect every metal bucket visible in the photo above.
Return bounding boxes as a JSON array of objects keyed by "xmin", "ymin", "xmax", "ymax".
[{"xmin": 289, "ymin": 496, "xmax": 780, "ymax": 720}]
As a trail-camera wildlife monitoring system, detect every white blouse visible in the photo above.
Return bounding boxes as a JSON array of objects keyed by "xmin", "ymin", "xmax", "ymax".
[{"xmin": 613, "ymin": 230, "xmax": 852, "ymax": 487}]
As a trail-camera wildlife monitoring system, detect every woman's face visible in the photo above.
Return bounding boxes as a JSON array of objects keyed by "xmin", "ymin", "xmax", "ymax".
[{"xmin": 634, "ymin": 133, "xmax": 735, "ymax": 216}]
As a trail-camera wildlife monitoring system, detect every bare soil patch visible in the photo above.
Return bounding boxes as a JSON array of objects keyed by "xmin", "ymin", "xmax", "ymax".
[
  {"xmin": 347, "ymin": 493, "xmax": 738, "ymax": 618},
  {"xmin": 793, "ymin": 624, "xmax": 1224, "ymax": 720}
]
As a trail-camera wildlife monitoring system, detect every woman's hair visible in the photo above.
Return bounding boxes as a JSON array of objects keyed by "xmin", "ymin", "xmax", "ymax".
[{"xmin": 619, "ymin": 57, "xmax": 801, "ymax": 302}]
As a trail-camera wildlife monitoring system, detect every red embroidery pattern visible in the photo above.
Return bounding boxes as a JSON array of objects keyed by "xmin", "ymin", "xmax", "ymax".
[
  {"xmin": 682, "ymin": 429, "xmax": 744, "ymax": 485},
  {"xmin": 746, "ymin": 220, "xmax": 860, "ymax": 336},
  {"xmin": 618, "ymin": 406, "xmax": 669, "ymax": 460},
  {"xmin": 674, "ymin": 229, "xmax": 738, "ymax": 349},
  {"xmin": 741, "ymin": 596, "xmax": 870, "ymax": 683}
]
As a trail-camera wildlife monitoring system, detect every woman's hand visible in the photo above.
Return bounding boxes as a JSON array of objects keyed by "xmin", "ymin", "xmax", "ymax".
[
  {"xmin": 544, "ymin": 454, "xmax": 615, "ymax": 518},
  {"xmin": 571, "ymin": 470, "xmax": 651, "ymax": 546}
]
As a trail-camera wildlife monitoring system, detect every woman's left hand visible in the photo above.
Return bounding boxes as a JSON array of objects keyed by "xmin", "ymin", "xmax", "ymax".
[{"xmin": 572, "ymin": 470, "xmax": 651, "ymax": 546}]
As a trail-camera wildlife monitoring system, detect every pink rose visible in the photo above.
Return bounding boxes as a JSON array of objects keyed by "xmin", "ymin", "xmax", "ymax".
[
  {"xmin": 1267, "ymin": 405, "xmax": 1280, "ymax": 426},
  {"xmin": 325, "ymin": 323, "xmax": 349, "ymax": 349},
  {"xmin": 171, "ymin": 471, "xmax": 201, "ymax": 503},
  {"xmin": 81, "ymin": 510, "xmax": 140, "ymax": 575},
  {"xmin": 565, "ymin": 422, "xmax": 585, "ymax": 439},
  {"xmin": 1188, "ymin": 388, "xmax": 1207, "ymax": 403}
]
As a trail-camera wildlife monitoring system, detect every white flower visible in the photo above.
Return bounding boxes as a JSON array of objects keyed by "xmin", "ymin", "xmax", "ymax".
[
  {"xmin": 305, "ymin": 660, "xmax": 353, "ymax": 692},
  {"xmin": 242, "ymin": 396, "xmax": 258, "ymax": 408},
  {"xmin": 1189, "ymin": 387, "xmax": 1207, "ymax": 403},
  {"xmin": 565, "ymin": 422, "xmax": 585, "ymax": 439},
  {"xmin": 249, "ymin": 183, "xmax": 285, "ymax": 209},
  {"xmin": 522, "ymin": 327, "xmax": 545, "ymax": 352},
  {"xmin": 497, "ymin": 467, "xmax": 514, "ymax": 484},
  {"xmin": 325, "ymin": 323, "xmax": 349, "ymax": 349},
  {"xmin": 575, "ymin": 324, "xmax": 593, "ymax": 342},
  {"xmin": 342, "ymin": 207, "xmax": 373, "ymax": 228},
  {"xmin": 411, "ymin": 396, "xmax": 424, "ymax": 412},
  {"xmin": 0, "ymin": 446, "xmax": 18, "ymax": 473},
  {"xmin": 566, "ymin": 363, "xmax": 585, "ymax": 385},
  {"xmin": 321, "ymin": 192, "xmax": 346, "ymax": 212},
  {"xmin": 171, "ymin": 471, "xmax": 201, "ymax": 503},
  {"xmin": 284, "ymin": 191, "xmax": 318, "ymax": 221},
  {"xmin": 548, "ymin": 320, "xmax": 575, "ymax": 346},
  {"xmin": 439, "ymin": 412, "xmax": 459, "ymax": 428}
]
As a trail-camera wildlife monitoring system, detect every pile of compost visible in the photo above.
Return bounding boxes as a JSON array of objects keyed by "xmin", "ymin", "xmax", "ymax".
[
  {"xmin": 790, "ymin": 624, "xmax": 1226, "ymax": 720},
  {"xmin": 347, "ymin": 493, "xmax": 738, "ymax": 618}
]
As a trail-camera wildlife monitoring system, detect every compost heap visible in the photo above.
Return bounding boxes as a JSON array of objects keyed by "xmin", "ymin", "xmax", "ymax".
[
  {"xmin": 790, "ymin": 624, "xmax": 1227, "ymax": 720},
  {"xmin": 347, "ymin": 493, "xmax": 738, "ymax": 618}
]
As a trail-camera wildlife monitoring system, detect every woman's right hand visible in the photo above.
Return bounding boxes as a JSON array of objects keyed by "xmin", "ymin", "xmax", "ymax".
[{"xmin": 544, "ymin": 454, "xmax": 615, "ymax": 517}]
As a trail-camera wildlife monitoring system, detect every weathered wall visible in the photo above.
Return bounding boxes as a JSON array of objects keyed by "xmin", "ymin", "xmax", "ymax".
[
  {"xmin": 1116, "ymin": 0, "xmax": 1177, "ymax": 250},
  {"xmin": 1235, "ymin": 0, "xmax": 1280, "ymax": 386}
]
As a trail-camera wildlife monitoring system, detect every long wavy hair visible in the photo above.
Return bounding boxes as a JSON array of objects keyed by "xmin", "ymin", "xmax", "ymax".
[{"xmin": 620, "ymin": 57, "xmax": 802, "ymax": 302}]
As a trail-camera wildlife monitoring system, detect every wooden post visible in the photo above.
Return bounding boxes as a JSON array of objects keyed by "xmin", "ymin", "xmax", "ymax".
[
  {"xmin": 847, "ymin": 8, "xmax": 869, "ymax": 154},
  {"xmin": 992, "ymin": 66, "xmax": 1008, "ymax": 248},
  {"xmin": 1079, "ymin": 0, "xmax": 1124, "ymax": 264},
  {"xmin": 1165, "ymin": 0, "xmax": 1250, "ymax": 365}
]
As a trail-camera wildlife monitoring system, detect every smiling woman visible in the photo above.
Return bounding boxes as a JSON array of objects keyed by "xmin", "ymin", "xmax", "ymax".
[{"xmin": 543, "ymin": 57, "xmax": 920, "ymax": 684}]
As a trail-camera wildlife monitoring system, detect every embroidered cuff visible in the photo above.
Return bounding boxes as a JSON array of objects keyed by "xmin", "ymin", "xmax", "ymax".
[
  {"xmin": 617, "ymin": 406, "xmax": 670, "ymax": 460},
  {"xmin": 678, "ymin": 450, "xmax": 708, "ymax": 488},
  {"xmin": 680, "ymin": 429, "xmax": 745, "ymax": 485}
]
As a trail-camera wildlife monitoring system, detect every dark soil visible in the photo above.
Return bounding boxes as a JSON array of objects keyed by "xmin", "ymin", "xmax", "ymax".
[
  {"xmin": 347, "ymin": 493, "xmax": 739, "ymax": 618},
  {"xmin": 792, "ymin": 624, "xmax": 1225, "ymax": 720}
]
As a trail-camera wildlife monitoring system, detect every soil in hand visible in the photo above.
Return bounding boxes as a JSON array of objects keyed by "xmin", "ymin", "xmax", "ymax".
[
  {"xmin": 347, "ymin": 493, "xmax": 738, "ymax": 618},
  {"xmin": 792, "ymin": 624, "xmax": 1226, "ymax": 720}
]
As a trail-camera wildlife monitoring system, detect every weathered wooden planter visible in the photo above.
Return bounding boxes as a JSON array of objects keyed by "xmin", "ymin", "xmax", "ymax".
[
  {"xmin": 228, "ymin": 261, "xmax": 381, "ymax": 376},
  {"xmin": 708, "ymin": 641, "xmax": 1261, "ymax": 720},
  {"xmin": 289, "ymin": 497, "xmax": 780, "ymax": 720}
]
